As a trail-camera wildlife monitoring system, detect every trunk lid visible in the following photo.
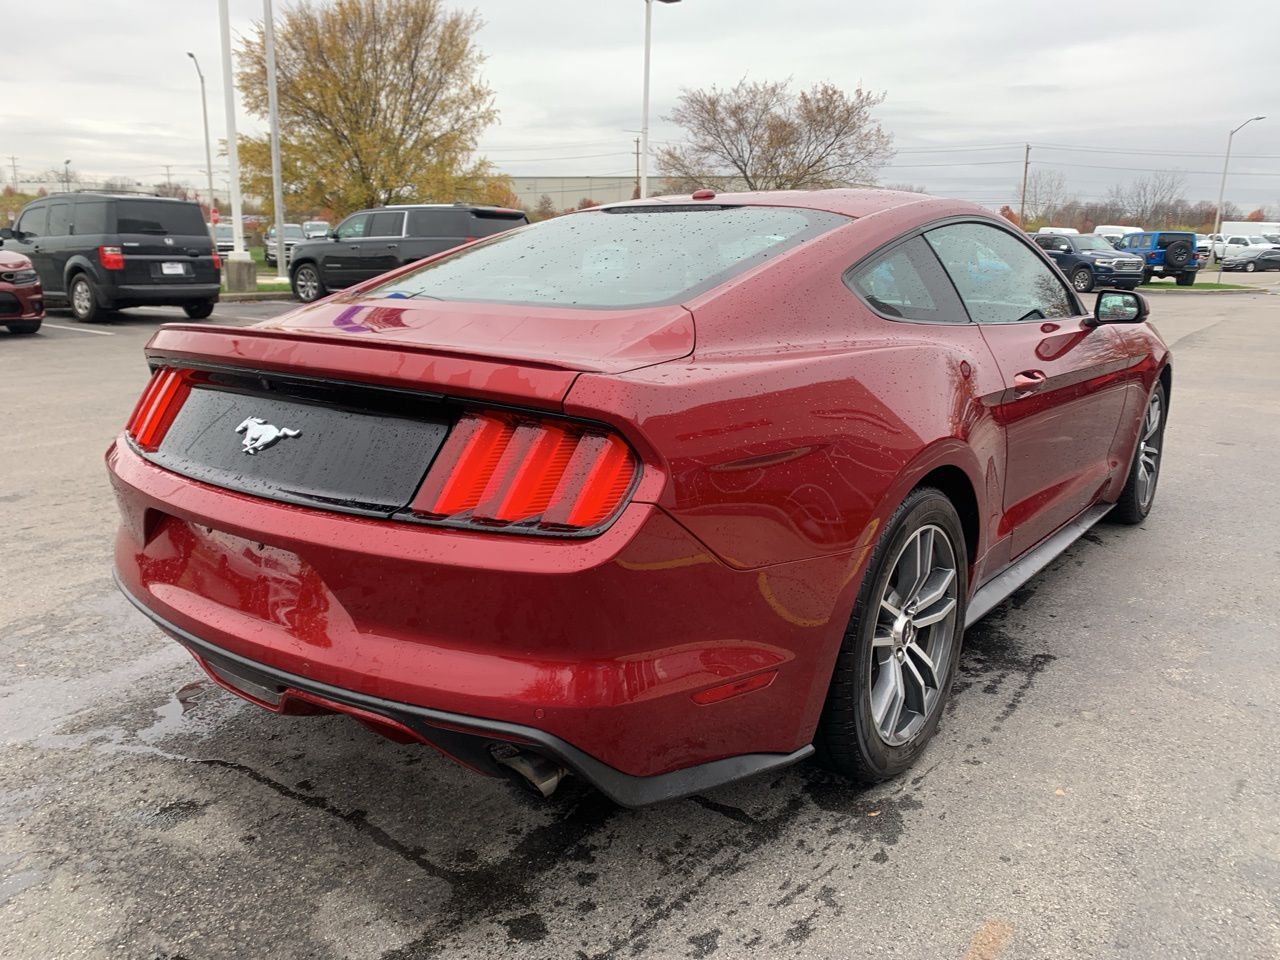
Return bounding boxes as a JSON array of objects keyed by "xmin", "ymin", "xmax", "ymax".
[{"xmin": 254, "ymin": 297, "xmax": 695, "ymax": 375}]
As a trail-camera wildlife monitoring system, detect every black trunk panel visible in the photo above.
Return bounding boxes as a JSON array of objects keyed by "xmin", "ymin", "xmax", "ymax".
[{"xmin": 149, "ymin": 371, "xmax": 449, "ymax": 516}]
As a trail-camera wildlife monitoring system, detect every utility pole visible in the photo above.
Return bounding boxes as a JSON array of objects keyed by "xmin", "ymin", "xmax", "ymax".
[
  {"xmin": 163, "ymin": 165, "xmax": 174, "ymax": 192},
  {"xmin": 6, "ymin": 156, "xmax": 17, "ymax": 188},
  {"xmin": 218, "ymin": 0, "xmax": 252, "ymax": 292},
  {"xmin": 1018, "ymin": 144, "xmax": 1031, "ymax": 228},
  {"xmin": 634, "ymin": 137, "xmax": 641, "ymax": 199},
  {"xmin": 264, "ymin": 0, "xmax": 288, "ymax": 280}
]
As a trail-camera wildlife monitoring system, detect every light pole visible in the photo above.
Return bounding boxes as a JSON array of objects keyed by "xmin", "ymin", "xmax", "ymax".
[
  {"xmin": 1214, "ymin": 115, "xmax": 1265, "ymax": 281},
  {"xmin": 640, "ymin": 0, "xmax": 680, "ymax": 199},
  {"xmin": 63, "ymin": 159, "xmax": 71, "ymax": 193},
  {"xmin": 218, "ymin": 0, "xmax": 252, "ymax": 292},
  {"xmin": 263, "ymin": 0, "xmax": 287, "ymax": 280},
  {"xmin": 187, "ymin": 52, "xmax": 217, "ymax": 237}
]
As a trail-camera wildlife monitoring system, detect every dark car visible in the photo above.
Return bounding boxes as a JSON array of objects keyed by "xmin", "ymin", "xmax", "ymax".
[
  {"xmin": 0, "ymin": 194, "xmax": 221, "ymax": 322},
  {"xmin": 110, "ymin": 190, "xmax": 1171, "ymax": 807},
  {"xmin": 1221, "ymin": 248, "xmax": 1280, "ymax": 272},
  {"xmin": 1032, "ymin": 232, "xmax": 1145, "ymax": 292},
  {"xmin": 0, "ymin": 248, "xmax": 44, "ymax": 334},
  {"xmin": 214, "ymin": 224, "xmax": 235, "ymax": 256},
  {"xmin": 1113, "ymin": 230, "xmax": 1199, "ymax": 285},
  {"xmin": 288, "ymin": 203, "xmax": 528, "ymax": 302}
]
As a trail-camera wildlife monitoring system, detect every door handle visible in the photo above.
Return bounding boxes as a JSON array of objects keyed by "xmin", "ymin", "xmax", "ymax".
[
  {"xmin": 385, "ymin": 243, "xmax": 398, "ymax": 249},
  {"xmin": 1013, "ymin": 370, "xmax": 1046, "ymax": 391}
]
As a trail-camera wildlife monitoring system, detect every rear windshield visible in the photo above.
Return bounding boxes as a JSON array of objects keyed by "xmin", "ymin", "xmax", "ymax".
[
  {"xmin": 115, "ymin": 200, "xmax": 207, "ymax": 236},
  {"xmin": 369, "ymin": 205, "xmax": 848, "ymax": 308}
]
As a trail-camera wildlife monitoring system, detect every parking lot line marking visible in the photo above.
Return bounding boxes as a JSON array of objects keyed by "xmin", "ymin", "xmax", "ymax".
[
  {"xmin": 962, "ymin": 920, "xmax": 1013, "ymax": 960},
  {"xmin": 42, "ymin": 323, "xmax": 115, "ymax": 336}
]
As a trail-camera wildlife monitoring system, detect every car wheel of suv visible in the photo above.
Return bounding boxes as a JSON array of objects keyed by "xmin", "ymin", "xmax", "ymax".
[
  {"xmin": 1175, "ymin": 271, "xmax": 1196, "ymax": 286},
  {"xmin": 291, "ymin": 263, "xmax": 326, "ymax": 303},
  {"xmin": 69, "ymin": 274, "xmax": 102, "ymax": 323},
  {"xmin": 183, "ymin": 300, "xmax": 216, "ymax": 319},
  {"xmin": 1245, "ymin": 261, "xmax": 1257, "ymax": 273},
  {"xmin": 1070, "ymin": 267, "xmax": 1095, "ymax": 293},
  {"xmin": 5, "ymin": 320, "xmax": 41, "ymax": 335},
  {"xmin": 1109, "ymin": 382, "xmax": 1166, "ymax": 525},
  {"xmin": 818, "ymin": 487, "xmax": 967, "ymax": 783}
]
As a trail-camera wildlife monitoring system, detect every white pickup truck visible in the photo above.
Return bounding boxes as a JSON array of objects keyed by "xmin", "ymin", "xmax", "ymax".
[{"xmin": 1208, "ymin": 233, "xmax": 1280, "ymax": 261}]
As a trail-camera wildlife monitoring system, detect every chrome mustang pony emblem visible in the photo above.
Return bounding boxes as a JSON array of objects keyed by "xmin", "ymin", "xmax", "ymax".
[{"xmin": 235, "ymin": 416, "xmax": 300, "ymax": 455}]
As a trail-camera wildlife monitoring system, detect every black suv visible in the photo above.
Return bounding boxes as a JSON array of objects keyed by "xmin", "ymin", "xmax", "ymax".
[
  {"xmin": 288, "ymin": 203, "xmax": 528, "ymax": 302},
  {"xmin": 0, "ymin": 194, "xmax": 220, "ymax": 321},
  {"xmin": 1031, "ymin": 233, "xmax": 1145, "ymax": 292}
]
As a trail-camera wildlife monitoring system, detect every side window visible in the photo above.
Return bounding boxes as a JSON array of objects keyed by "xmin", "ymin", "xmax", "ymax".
[
  {"xmin": 1135, "ymin": 235, "xmax": 1152, "ymax": 250},
  {"xmin": 367, "ymin": 211, "xmax": 405, "ymax": 237},
  {"xmin": 336, "ymin": 213, "xmax": 371, "ymax": 240},
  {"xmin": 846, "ymin": 236, "xmax": 969, "ymax": 323},
  {"xmin": 1228, "ymin": 236, "xmax": 1246, "ymax": 245},
  {"xmin": 47, "ymin": 203, "xmax": 73, "ymax": 237},
  {"xmin": 17, "ymin": 204, "xmax": 47, "ymax": 238},
  {"xmin": 925, "ymin": 222, "xmax": 1075, "ymax": 324},
  {"xmin": 1033, "ymin": 236, "xmax": 1054, "ymax": 250},
  {"xmin": 73, "ymin": 201, "xmax": 108, "ymax": 235}
]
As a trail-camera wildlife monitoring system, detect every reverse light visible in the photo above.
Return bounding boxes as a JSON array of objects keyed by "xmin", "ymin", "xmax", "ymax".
[
  {"xmin": 99, "ymin": 245, "xmax": 125, "ymax": 270},
  {"xmin": 125, "ymin": 367, "xmax": 197, "ymax": 451},
  {"xmin": 409, "ymin": 410, "xmax": 638, "ymax": 535}
]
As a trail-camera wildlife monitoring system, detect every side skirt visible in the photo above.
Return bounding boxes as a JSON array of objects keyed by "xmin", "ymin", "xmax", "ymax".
[{"xmin": 965, "ymin": 502, "xmax": 1113, "ymax": 627}]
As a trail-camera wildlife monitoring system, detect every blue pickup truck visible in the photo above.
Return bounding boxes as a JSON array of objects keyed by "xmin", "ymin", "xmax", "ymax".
[{"xmin": 1032, "ymin": 233, "xmax": 1146, "ymax": 292}]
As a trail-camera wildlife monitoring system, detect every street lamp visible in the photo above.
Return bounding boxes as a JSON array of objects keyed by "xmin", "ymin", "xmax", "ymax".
[
  {"xmin": 218, "ymin": 0, "xmax": 252, "ymax": 292},
  {"xmin": 640, "ymin": 0, "xmax": 680, "ymax": 199},
  {"xmin": 187, "ymin": 52, "xmax": 217, "ymax": 238},
  {"xmin": 1214, "ymin": 115, "xmax": 1265, "ymax": 281},
  {"xmin": 263, "ymin": 0, "xmax": 288, "ymax": 280}
]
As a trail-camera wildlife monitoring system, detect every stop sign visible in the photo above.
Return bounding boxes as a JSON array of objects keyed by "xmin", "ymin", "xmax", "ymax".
[{"xmin": 210, "ymin": 207, "xmax": 221, "ymax": 224}]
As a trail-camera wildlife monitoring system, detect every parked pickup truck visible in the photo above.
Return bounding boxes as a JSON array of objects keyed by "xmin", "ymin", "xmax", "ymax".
[{"xmin": 1032, "ymin": 232, "xmax": 1145, "ymax": 292}]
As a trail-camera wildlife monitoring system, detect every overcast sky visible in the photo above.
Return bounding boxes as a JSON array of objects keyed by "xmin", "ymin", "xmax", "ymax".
[{"xmin": 4, "ymin": 0, "xmax": 1278, "ymax": 213}]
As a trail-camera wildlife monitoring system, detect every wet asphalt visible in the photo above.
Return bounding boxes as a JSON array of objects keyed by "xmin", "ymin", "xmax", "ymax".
[{"xmin": 1, "ymin": 293, "xmax": 1277, "ymax": 959}]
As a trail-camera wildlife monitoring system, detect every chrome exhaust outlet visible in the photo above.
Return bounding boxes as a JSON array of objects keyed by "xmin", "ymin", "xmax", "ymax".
[{"xmin": 491, "ymin": 745, "xmax": 569, "ymax": 798}]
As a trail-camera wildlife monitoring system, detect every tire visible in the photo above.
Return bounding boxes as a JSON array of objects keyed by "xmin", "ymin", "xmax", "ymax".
[
  {"xmin": 183, "ymin": 300, "xmax": 216, "ymax": 319},
  {"xmin": 1070, "ymin": 267, "xmax": 1095, "ymax": 293},
  {"xmin": 1142, "ymin": 271, "xmax": 1154, "ymax": 284},
  {"xmin": 1175, "ymin": 271, "xmax": 1195, "ymax": 287},
  {"xmin": 1163, "ymin": 239, "xmax": 1192, "ymax": 269},
  {"xmin": 1245, "ymin": 261, "xmax": 1257, "ymax": 273},
  {"xmin": 5, "ymin": 320, "xmax": 41, "ymax": 335},
  {"xmin": 291, "ymin": 262, "xmax": 326, "ymax": 303},
  {"xmin": 1109, "ymin": 381, "xmax": 1166, "ymax": 525},
  {"xmin": 817, "ymin": 487, "xmax": 968, "ymax": 783},
  {"xmin": 69, "ymin": 273, "xmax": 102, "ymax": 323}
]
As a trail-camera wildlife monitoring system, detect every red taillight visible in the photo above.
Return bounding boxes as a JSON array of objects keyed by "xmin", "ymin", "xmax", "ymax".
[
  {"xmin": 212, "ymin": 252, "xmax": 222, "ymax": 270},
  {"xmin": 409, "ymin": 411, "xmax": 638, "ymax": 534},
  {"xmin": 125, "ymin": 367, "xmax": 196, "ymax": 451},
  {"xmin": 99, "ymin": 245, "xmax": 125, "ymax": 270}
]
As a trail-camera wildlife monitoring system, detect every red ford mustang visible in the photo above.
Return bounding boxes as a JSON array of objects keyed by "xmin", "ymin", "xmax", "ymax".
[{"xmin": 108, "ymin": 190, "xmax": 1169, "ymax": 806}]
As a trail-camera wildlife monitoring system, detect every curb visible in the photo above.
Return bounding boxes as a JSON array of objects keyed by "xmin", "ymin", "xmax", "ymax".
[{"xmin": 1139, "ymin": 287, "xmax": 1266, "ymax": 295}]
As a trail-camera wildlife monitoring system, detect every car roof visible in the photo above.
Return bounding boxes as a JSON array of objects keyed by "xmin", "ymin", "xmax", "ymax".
[
  {"xmin": 599, "ymin": 187, "xmax": 986, "ymax": 220},
  {"xmin": 373, "ymin": 203, "xmax": 525, "ymax": 213}
]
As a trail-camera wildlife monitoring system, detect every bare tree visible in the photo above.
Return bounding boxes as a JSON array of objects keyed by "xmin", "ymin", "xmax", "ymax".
[
  {"xmin": 1015, "ymin": 169, "xmax": 1068, "ymax": 224},
  {"xmin": 884, "ymin": 183, "xmax": 928, "ymax": 194},
  {"xmin": 1109, "ymin": 171, "xmax": 1187, "ymax": 226},
  {"xmin": 657, "ymin": 78, "xmax": 894, "ymax": 191}
]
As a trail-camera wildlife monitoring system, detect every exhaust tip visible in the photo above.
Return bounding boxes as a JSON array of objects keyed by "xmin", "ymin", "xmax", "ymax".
[{"xmin": 491, "ymin": 745, "xmax": 569, "ymax": 798}]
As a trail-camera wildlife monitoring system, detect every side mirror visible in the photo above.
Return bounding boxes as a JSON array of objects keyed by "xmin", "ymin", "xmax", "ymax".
[
  {"xmin": 0, "ymin": 227, "xmax": 13, "ymax": 241},
  {"xmin": 328, "ymin": 229, "xmax": 340, "ymax": 240},
  {"xmin": 1090, "ymin": 290, "xmax": 1148, "ymax": 326}
]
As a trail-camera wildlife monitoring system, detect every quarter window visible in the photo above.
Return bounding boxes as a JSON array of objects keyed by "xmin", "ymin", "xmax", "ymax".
[
  {"xmin": 336, "ymin": 214, "xmax": 371, "ymax": 239},
  {"xmin": 926, "ymin": 222, "xmax": 1075, "ymax": 324},
  {"xmin": 846, "ymin": 237, "xmax": 968, "ymax": 323},
  {"xmin": 73, "ymin": 202, "xmax": 108, "ymax": 235}
]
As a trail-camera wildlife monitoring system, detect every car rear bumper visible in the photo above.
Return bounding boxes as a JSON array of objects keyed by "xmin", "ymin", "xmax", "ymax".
[
  {"xmin": 114, "ymin": 573, "xmax": 811, "ymax": 807},
  {"xmin": 110, "ymin": 283, "xmax": 221, "ymax": 305},
  {"xmin": 107, "ymin": 438, "xmax": 847, "ymax": 797}
]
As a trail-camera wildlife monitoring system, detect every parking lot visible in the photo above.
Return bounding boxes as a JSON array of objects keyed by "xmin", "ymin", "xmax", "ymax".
[{"xmin": 1, "ymin": 292, "xmax": 1278, "ymax": 959}]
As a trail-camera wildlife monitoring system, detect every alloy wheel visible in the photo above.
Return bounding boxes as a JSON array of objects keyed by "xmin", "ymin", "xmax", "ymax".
[
  {"xmin": 295, "ymin": 266, "xmax": 319, "ymax": 301},
  {"xmin": 72, "ymin": 279, "xmax": 93, "ymax": 318},
  {"xmin": 869, "ymin": 524, "xmax": 960, "ymax": 746},
  {"xmin": 1136, "ymin": 391, "xmax": 1162, "ymax": 508},
  {"xmin": 1072, "ymin": 270, "xmax": 1093, "ymax": 292}
]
